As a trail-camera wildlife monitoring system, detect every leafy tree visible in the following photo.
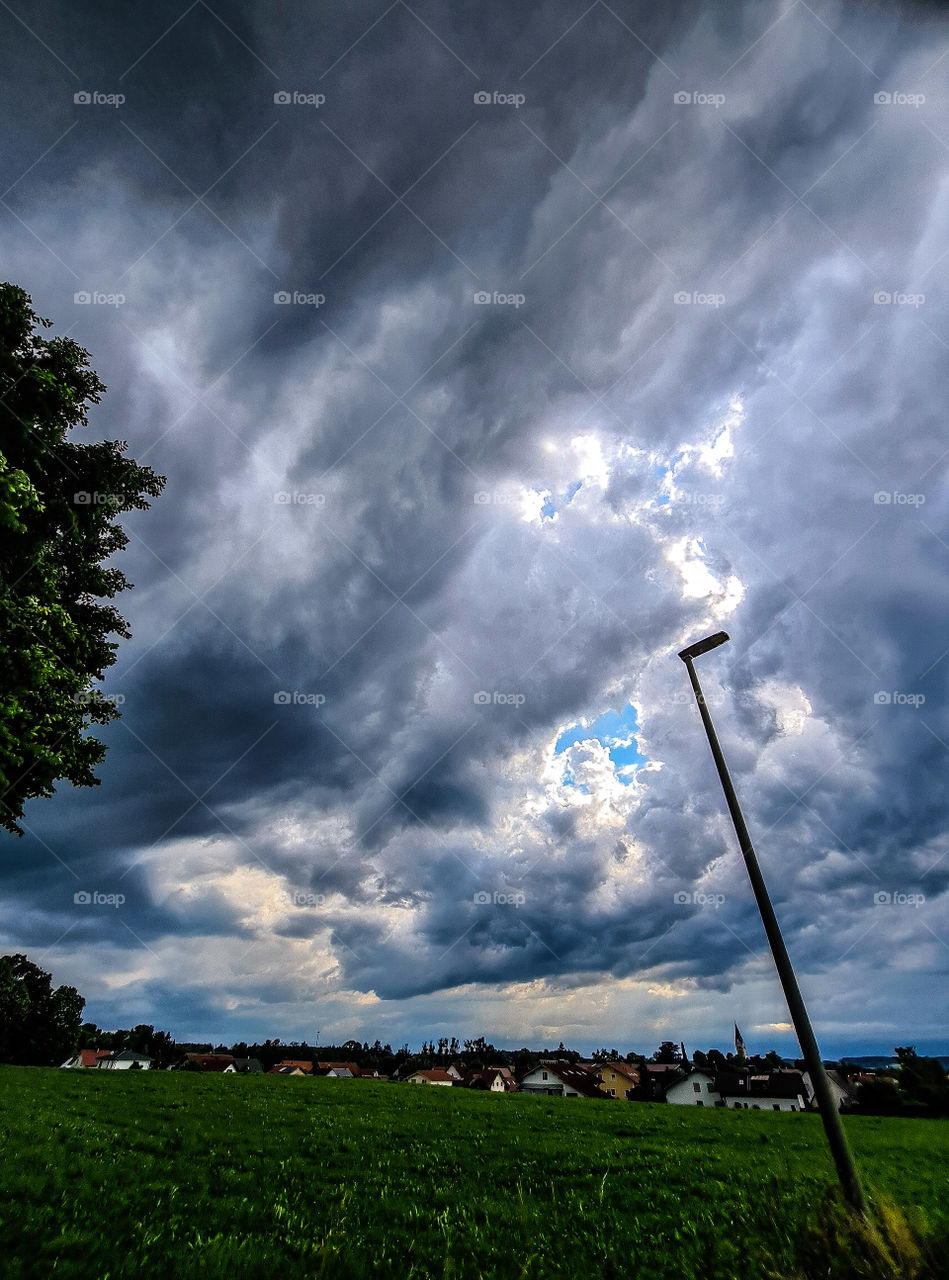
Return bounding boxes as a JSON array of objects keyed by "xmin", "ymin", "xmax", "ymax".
[
  {"xmin": 894, "ymin": 1046, "xmax": 949, "ymax": 1115},
  {"xmin": 855, "ymin": 1075, "xmax": 903, "ymax": 1115},
  {"xmin": 74, "ymin": 1019, "xmax": 173, "ymax": 1064},
  {"xmin": 651, "ymin": 1041, "xmax": 682, "ymax": 1064},
  {"xmin": 0, "ymin": 283, "xmax": 164, "ymax": 834},
  {"xmin": 0, "ymin": 953, "xmax": 84, "ymax": 1064}
]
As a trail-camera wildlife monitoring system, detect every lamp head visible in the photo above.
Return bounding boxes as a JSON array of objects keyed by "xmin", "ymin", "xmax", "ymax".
[{"xmin": 678, "ymin": 631, "xmax": 730, "ymax": 663}]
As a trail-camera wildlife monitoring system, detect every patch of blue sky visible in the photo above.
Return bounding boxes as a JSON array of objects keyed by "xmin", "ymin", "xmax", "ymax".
[
  {"xmin": 554, "ymin": 703, "xmax": 646, "ymax": 785},
  {"xmin": 540, "ymin": 480, "xmax": 582, "ymax": 520}
]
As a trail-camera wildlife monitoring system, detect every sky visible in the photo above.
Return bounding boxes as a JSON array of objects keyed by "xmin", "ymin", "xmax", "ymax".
[{"xmin": 2, "ymin": 0, "xmax": 948, "ymax": 1059}]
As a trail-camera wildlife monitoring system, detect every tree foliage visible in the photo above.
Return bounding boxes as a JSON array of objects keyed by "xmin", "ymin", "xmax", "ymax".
[
  {"xmin": 894, "ymin": 1046, "xmax": 949, "ymax": 1115},
  {"xmin": 651, "ymin": 1040, "xmax": 682, "ymax": 1063},
  {"xmin": 0, "ymin": 953, "xmax": 84, "ymax": 1065},
  {"xmin": 0, "ymin": 283, "xmax": 164, "ymax": 833}
]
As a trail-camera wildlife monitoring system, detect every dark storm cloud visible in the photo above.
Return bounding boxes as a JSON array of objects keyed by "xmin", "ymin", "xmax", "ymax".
[{"xmin": 2, "ymin": 0, "xmax": 948, "ymax": 1047}]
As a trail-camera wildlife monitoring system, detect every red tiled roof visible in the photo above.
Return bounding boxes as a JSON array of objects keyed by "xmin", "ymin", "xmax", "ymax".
[
  {"xmin": 76, "ymin": 1049, "xmax": 114, "ymax": 1067},
  {"xmin": 184, "ymin": 1053, "xmax": 234, "ymax": 1072},
  {"xmin": 599, "ymin": 1062, "xmax": 640, "ymax": 1083},
  {"xmin": 410, "ymin": 1068, "xmax": 454, "ymax": 1082}
]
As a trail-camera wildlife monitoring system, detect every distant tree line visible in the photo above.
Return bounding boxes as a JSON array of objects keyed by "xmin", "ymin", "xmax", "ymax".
[{"xmin": 2, "ymin": 955, "xmax": 947, "ymax": 1114}]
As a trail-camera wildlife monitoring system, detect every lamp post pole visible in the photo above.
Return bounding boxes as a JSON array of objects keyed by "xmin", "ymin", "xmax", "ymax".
[{"xmin": 678, "ymin": 631, "xmax": 866, "ymax": 1216}]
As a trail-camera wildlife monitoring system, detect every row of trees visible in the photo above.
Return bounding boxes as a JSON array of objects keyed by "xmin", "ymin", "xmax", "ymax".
[{"xmin": 3, "ymin": 955, "xmax": 947, "ymax": 1114}]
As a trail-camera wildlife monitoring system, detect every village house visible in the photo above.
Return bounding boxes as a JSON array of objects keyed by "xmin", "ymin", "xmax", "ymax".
[
  {"xmin": 103, "ymin": 1049, "xmax": 153, "ymax": 1070},
  {"xmin": 223, "ymin": 1058, "xmax": 263, "ymax": 1073},
  {"xmin": 665, "ymin": 1066, "xmax": 812, "ymax": 1111},
  {"xmin": 406, "ymin": 1068, "xmax": 454, "ymax": 1086},
  {"xmin": 453, "ymin": 1065, "xmax": 518, "ymax": 1091},
  {"xmin": 518, "ymin": 1061, "xmax": 605, "ymax": 1098},
  {"xmin": 596, "ymin": 1061, "xmax": 641, "ymax": 1099},
  {"xmin": 664, "ymin": 1068, "xmax": 719, "ymax": 1106},
  {"xmin": 486, "ymin": 1066, "xmax": 517, "ymax": 1092},
  {"xmin": 639, "ymin": 1062, "xmax": 686, "ymax": 1100},
  {"xmin": 60, "ymin": 1049, "xmax": 115, "ymax": 1069},
  {"xmin": 717, "ymin": 1069, "xmax": 809, "ymax": 1111},
  {"xmin": 802, "ymin": 1069, "xmax": 852, "ymax": 1110},
  {"xmin": 269, "ymin": 1060, "xmax": 313, "ymax": 1075},
  {"xmin": 174, "ymin": 1052, "xmax": 235, "ymax": 1072}
]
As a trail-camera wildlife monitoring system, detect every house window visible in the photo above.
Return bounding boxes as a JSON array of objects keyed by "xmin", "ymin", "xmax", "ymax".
[
  {"xmin": 693, "ymin": 1082, "xmax": 701, "ymax": 1093},
  {"xmin": 790, "ymin": 1105, "xmax": 796, "ymax": 1112},
  {"xmin": 541, "ymin": 1071, "xmax": 548, "ymax": 1080},
  {"xmin": 609, "ymin": 1089, "xmax": 615, "ymax": 1096},
  {"xmin": 696, "ymin": 1101, "xmax": 703, "ymax": 1107},
  {"xmin": 773, "ymin": 1104, "xmax": 780, "ymax": 1111}
]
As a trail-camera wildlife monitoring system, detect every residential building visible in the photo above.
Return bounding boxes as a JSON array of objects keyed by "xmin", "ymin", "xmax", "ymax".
[
  {"xmin": 518, "ymin": 1061, "xmax": 605, "ymax": 1098},
  {"xmin": 597, "ymin": 1061, "xmax": 641, "ymax": 1099},
  {"xmin": 802, "ymin": 1069, "xmax": 852, "ymax": 1110},
  {"xmin": 103, "ymin": 1050, "xmax": 153, "ymax": 1070},
  {"xmin": 407, "ymin": 1069, "xmax": 454, "ymax": 1085},
  {"xmin": 176, "ymin": 1053, "xmax": 235, "ymax": 1072},
  {"xmin": 60, "ymin": 1049, "xmax": 114, "ymax": 1069},
  {"xmin": 665, "ymin": 1069, "xmax": 718, "ymax": 1106}
]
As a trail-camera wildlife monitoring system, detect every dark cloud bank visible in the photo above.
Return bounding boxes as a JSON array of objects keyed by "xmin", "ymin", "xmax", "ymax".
[{"xmin": 1, "ymin": 0, "xmax": 948, "ymax": 1054}]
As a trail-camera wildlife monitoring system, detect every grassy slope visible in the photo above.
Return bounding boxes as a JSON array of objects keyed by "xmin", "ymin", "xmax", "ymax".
[{"xmin": 0, "ymin": 1066, "xmax": 946, "ymax": 1279}]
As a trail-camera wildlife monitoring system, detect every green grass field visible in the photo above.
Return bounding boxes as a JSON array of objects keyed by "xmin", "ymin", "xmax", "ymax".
[{"xmin": 0, "ymin": 1066, "xmax": 946, "ymax": 1279}]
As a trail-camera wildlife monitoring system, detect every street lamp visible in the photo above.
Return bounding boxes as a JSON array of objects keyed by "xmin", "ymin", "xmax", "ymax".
[{"xmin": 678, "ymin": 631, "xmax": 866, "ymax": 1216}]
